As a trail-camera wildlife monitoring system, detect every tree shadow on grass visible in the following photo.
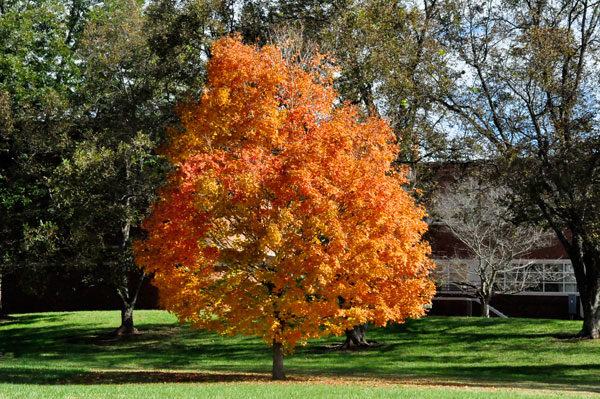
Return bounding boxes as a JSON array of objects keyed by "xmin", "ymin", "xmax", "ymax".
[
  {"xmin": 0, "ymin": 366, "xmax": 276, "ymax": 384},
  {"xmin": 290, "ymin": 363, "xmax": 600, "ymax": 395},
  {"xmin": 382, "ymin": 319, "xmax": 571, "ymax": 342},
  {"xmin": 2, "ymin": 364, "xmax": 600, "ymax": 396},
  {"xmin": 0, "ymin": 313, "xmax": 67, "ymax": 326},
  {"xmin": 0, "ymin": 321, "xmax": 271, "ymax": 375},
  {"xmin": 2, "ymin": 315, "xmax": 597, "ymax": 393}
]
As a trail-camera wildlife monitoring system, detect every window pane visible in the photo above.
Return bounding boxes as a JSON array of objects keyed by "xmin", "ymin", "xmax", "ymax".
[
  {"xmin": 526, "ymin": 282, "xmax": 543, "ymax": 292},
  {"xmin": 544, "ymin": 264, "xmax": 563, "ymax": 280},
  {"xmin": 522, "ymin": 271, "xmax": 543, "ymax": 287},
  {"xmin": 565, "ymin": 283, "xmax": 578, "ymax": 292},
  {"xmin": 530, "ymin": 264, "xmax": 545, "ymax": 278},
  {"xmin": 505, "ymin": 272, "xmax": 517, "ymax": 283},
  {"xmin": 565, "ymin": 263, "xmax": 574, "ymax": 273},
  {"xmin": 449, "ymin": 263, "xmax": 468, "ymax": 282},
  {"xmin": 448, "ymin": 283, "xmax": 462, "ymax": 291},
  {"xmin": 544, "ymin": 283, "xmax": 562, "ymax": 292},
  {"xmin": 431, "ymin": 270, "xmax": 445, "ymax": 281}
]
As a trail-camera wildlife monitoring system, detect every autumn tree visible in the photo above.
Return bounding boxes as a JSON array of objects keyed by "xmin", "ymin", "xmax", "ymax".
[
  {"xmin": 134, "ymin": 37, "xmax": 435, "ymax": 380},
  {"xmin": 436, "ymin": 0, "xmax": 600, "ymax": 337}
]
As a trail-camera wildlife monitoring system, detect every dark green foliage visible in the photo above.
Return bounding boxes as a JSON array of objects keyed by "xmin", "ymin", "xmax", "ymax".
[
  {"xmin": 436, "ymin": 0, "xmax": 600, "ymax": 338},
  {"xmin": 0, "ymin": 0, "xmax": 214, "ymax": 327},
  {"xmin": 324, "ymin": 1, "xmax": 461, "ymax": 165},
  {"xmin": 0, "ymin": 0, "xmax": 89, "ymax": 308}
]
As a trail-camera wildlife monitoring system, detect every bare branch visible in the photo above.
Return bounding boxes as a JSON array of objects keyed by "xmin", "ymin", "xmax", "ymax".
[{"xmin": 434, "ymin": 177, "xmax": 553, "ymax": 316}]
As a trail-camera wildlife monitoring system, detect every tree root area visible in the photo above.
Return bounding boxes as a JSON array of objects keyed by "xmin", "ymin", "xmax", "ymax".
[
  {"xmin": 316, "ymin": 341, "xmax": 384, "ymax": 352},
  {"xmin": 554, "ymin": 332, "xmax": 597, "ymax": 341}
]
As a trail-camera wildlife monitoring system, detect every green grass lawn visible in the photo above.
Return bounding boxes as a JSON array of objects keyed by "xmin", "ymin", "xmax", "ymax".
[{"xmin": 0, "ymin": 311, "xmax": 598, "ymax": 398}]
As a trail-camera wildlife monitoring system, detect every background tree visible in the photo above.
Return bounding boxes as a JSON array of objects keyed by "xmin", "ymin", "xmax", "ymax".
[
  {"xmin": 434, "ymin": 177, "xmax": 551, "ymax": 317},
  {"xmin": 0, "ymin": 0, "xmax": 245, "ymax": 324},
  {"xmin": 436, "ymin": 0, "xmax": 600, "ymax": 337},
  {"xmin": 145, "ymin": 0, "xmax": 236, "ymax": 91},
  {"xmin": 325, "ymin": 0, "xmax": 454, "ymax": 165},
  {"xmin": 134, "ymin": 37, "xmax": 435, "ymax": 380},
  {"xmin": 47, "ymin": 0, "xmax": 168, "ymax": 335},
  {"xmin": 0, "ymin": 0, "xmax": 88, "ymax": 316},
  {"xmin": 50, "ymin": 0, "xmax": 234, "ymax": 334},
  {"xmin": 235, "ymin": 0, "xmax": 347, "ymax": 44}
]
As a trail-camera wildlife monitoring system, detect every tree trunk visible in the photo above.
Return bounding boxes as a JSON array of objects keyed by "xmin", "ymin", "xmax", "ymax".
[
  {"xmin": 480, "ymin": 298, "xmax": 490, "ymax": 318},
  {"xmin": 115, "ymin": 302, "xmax": 136, "ymax": 335},
  {"xmin": 272, "ymin": 340, "xmax": 286, "ymax": 380},
  {"xmin": 342, "ymin": 322, "xmax": 369, "ymax": 348},
  {"xmin": 0, "ymin": 273, "xmax": 5, "ymax": 318},
  {"xmin": 113, "ymin": 271, "xmax": 145, "ymax": 336},
  {"xmin": 579, "ymin": 296, "xmax": 600, "ymax": 338},
  {"xmin": 563, "ymin": 233, "xmax": 600, "ymax": 338},
  {"xmin": 577, "ymin": 253, "xmax": 600, "ymax": 338}
]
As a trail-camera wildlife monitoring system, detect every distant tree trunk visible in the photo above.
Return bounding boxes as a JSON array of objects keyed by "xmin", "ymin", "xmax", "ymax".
[
  {"xmin": 112, "ymin": 213, "xmax": 144, "ymax": 336},
  {"xmin": 272, "ymin": 340, "xmax": 286, "ymax": 380},
  {"xmin": 118, "ymin": 302, "xmax": 135, "ymax": 334},
  {"xmin": 479, "ymin": 291, "xmax": 492, "ymax": 318},
  {"xmin": 480, "ymin": 299, "xmax": 490, "ymax": 318},
  {"xmin": 114, "ymin": 271, "xmax": 145, "ymax": 336},
  {"xmin": 0, "ymin": 273, "xmax": 5, "ymax": 318},
  {"xmin": 342, "ymin": 322, "xmax": 369, "ymax": 348}
]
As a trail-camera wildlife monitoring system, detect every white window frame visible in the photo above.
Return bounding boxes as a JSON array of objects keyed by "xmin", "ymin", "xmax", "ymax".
[{"xmin": 432, "ymin": 259, "xmax": 578, "ymax": 296}]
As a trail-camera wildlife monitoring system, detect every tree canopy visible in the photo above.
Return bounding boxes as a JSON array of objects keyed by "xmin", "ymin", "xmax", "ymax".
[
  {"xmin": 134, "ymin": 36, "xmax": 435, "ymax": 379},
  {"xmin": 436, "ymin": 0, "xmax": 600, "ymax": 337}
]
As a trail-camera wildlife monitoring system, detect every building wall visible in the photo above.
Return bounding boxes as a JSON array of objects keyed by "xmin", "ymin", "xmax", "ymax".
[
  {"xmin": 427, "ymin": 210, "xmax": 580, "ymax": 319},
  {"xmin": 429, "ymin": 294, "xmax": 581, "ymax": 320}
]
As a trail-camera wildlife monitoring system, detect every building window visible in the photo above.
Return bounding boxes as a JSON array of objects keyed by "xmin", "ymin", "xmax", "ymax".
[{"xmin": 433, "ymin": 259, "xmax": 577, "ymax": 294}]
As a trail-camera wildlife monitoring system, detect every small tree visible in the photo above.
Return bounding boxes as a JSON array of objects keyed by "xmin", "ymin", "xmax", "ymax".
[
  {"xmin": 435, "ymin": 178, "xmax": 551, "ymax": 317},
  {"xmin": 48, "ymin": 0, "xmax": 167, "ymax": 335},
  {"xmin": 134, "ymin": 36, "xmax": 435, "ymax": 380}
]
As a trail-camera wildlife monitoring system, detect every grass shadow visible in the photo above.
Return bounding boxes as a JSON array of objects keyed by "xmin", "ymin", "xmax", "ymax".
[
  {"xmin": 0, "ymin": 366, "xmax": 276, "ymax": 385},
  {"xmin": 2, "ymin": 313, "xmax": 599, "ymax": 394}
]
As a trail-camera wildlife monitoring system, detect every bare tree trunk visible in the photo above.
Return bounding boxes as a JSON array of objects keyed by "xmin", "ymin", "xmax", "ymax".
[
  {"xmin": 480, "ymin": 298, "xmax": 490, "ymax": 318},
  {"xmin": 272, "ymin": 340, "xmax": 286, "ymax": 380},
  {"xmin": 342, "ymin": 323, "xmax": 370, "ymax": 348},
  {"xmin": 478, "ymin": 290, "xmax": 493, "ymax": 318}
]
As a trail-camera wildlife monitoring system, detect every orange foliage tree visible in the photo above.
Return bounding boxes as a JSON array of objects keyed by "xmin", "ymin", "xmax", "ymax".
[{"xmin": 134, "ymin": 36, "xmax": 435, "ymax": 380}]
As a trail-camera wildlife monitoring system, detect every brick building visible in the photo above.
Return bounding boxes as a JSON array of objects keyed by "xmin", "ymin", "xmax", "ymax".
[{"xmin": 426, "ymin": 162, "xmax": 581, "ymax": 320}]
